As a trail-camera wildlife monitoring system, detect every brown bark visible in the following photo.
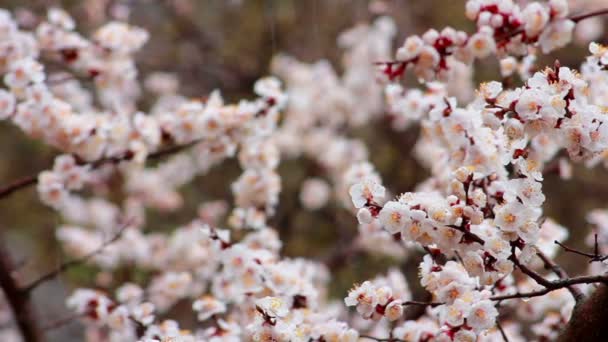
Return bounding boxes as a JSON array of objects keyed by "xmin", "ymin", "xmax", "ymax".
[
  {"xmin": 0, "ymin": 239, "xmax": 43, "ymax": 342},
  {"xmin": 559, "ymin": 285, "xmax": 608, "ymax": 342}
]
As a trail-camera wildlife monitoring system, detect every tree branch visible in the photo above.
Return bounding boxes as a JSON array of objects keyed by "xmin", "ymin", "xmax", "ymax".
[
  {"xmin": 508, "ymin": 245, "xmax": 586, "ymax": 303},
  {"xmin": 496, "ymin": 320, "xmax": 510, "ymax": 342},
  {"xmin": 536, "ymin": 251, "xmax": 585, "ymax": 302},
  {"xmin": 360, "ymin": 335, "xmax": 406, "ymax": 342},
  {"xmin": 555, "ymin": 238, "xmax": 608, "ymax": 263},
  {"xmin": 22, "ymin": 219, "xmax": 132, "ymax": 293},
  {"xmin": 0, "ymin": 232, "xmax": 43, "ymax": 342},
  {"xmin": 0, "ymin": 176, "xmax": 38, "ymax": 200},
  {"xmin": 491, "ymin": 287, "xmax": 554, "ymax": 301},
  {"xmin": 445, "ymin": 224, "xmax": 485, "ymax": 245},
  {"xmin": 0, "ymin": 140, "xmax": 199, "ymax": 200},
  {"xmin": 401, "ymin": 300, "xmax": 443, "ymax": 307},
  {"xmin": 491, "ymin": 274, "xmax": 608, "ymax": 302},
  {"xmin": 570, "ymin": 8, "xmax": 608, "ymax": 23},
  {"xmin": 511, "ymin": 250, "xmax": 553, "ymax": 288},
  {"xmin": 41, "ymin": 313, "xmax": 84, "ymax": 332}
]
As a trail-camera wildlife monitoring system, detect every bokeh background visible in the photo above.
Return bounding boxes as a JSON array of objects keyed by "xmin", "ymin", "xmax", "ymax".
[{"xmin": 0, "ymin": 0, "xmax": 606, "ymax": 340}]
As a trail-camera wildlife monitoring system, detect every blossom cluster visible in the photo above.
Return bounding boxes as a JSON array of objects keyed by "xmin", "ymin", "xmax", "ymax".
[
  {"xmin": 421, "ymin": 257, "xmax": 499, "ymax": 339},
  {"xmin": 346, "ymin": 14, "xmax": 608, "ymax": 341},
  {"xmin": 384, "ymin": 0, "xmax": 575, "ymax": 82},
  {"xmin": 344, "ymin": 269, "xmax": 411, "ymax": 321},
  {"xmin": 37, "ymin": 154, "xmax": 91, "ymax": 209},
  {"xmin": 346, "ymin": 60, "xmax": 608, "ymax": 337},
  {"xmin": 1, "ymin": 1, "xmax": 608, "ymax": 342},
  {"xmin": 63, "ymin": 216, "xmax": 364, "ymax": 342}
]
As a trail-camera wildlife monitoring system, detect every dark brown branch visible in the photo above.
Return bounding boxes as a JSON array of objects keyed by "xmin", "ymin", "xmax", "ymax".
[
  {"xmin": 496, "ymin": 320, "xmax": 510, "ymax": 342},
  {"xmin": 491, "ymin": 274, "xmax": 608, "ymax": 301},
  {"xmin": 0, "ymin": 233, "xmax": 43, "ymax": 342},
  {"xmin": 367, "ymin": 275, "xmax": 608, "ymax": 311},
  {"xmin": 570, "ymin": 8, "xmax": 608, "ymax": 23},
  {"xmin": 491, "ymin": 287, "xmax": 553, "ymax": 301},
  {"xmin": 555, "ymin": 240, "xmax": 597, "ymax": 258},
  {"xmin": 511, "ymin": 251, "xmax": 553, "ymax": 288},
  {"xmin": 367, "ymin": 274, "xmax": 608, "ymax": 308},
  {"xmin": 536, "ymin": 251, "xmax": 567, "ymax": 279},
  {"xmin": 0, "ymin": 176, "xmax": 38, "ymax": 200},
  {"xmin": 536, "ymin": 251, "xmax": 585, "ymax": 302},
  {"xmin": 555, "ymin": 239, "xmax": 608, "ymax": 263},
  {"xmin": 22, "ymin": 220, "xmax": 132, "ymax": 293},
  {"xmin": 508, "ymin": 246, "xmax": 601, "ymax": 303},
  {"xmin": 447, "ymin": 224, "xmax": 485, "ymax": 245},
  {"xmin": 0, "ymin": 140, "xmax": 200, "ymax": 200},
  {"xmin": 403, "ymin": 290, "xmax": 436, "ymax": 321},
  {"xmin": 360, "ymin": 335, "xmax": 406, "ymax": 342},
  {"xmin": 401, "ymin": 300, "xmax": 443, "ymax": 307}
]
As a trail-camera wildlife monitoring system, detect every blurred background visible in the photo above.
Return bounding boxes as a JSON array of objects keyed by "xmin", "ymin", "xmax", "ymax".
[{"xmin": 0, "ymin": 0, "xmax": 606, "ymax": 340}]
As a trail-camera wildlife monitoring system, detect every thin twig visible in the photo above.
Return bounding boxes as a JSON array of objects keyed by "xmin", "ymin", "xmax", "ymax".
[
  {"xmin": 571, "ymin": 8, "xmax": 608, "ymax": 23},
  {"xmin": 491, "ymin": 287, "xmax": 553, "ymax": 301},
  {"xmin": 496, "ymin": 320, "xmax": 510, "ymax": 342},
  {"xmin": 41, "ymin": 313, "xmax": 84, "ymax": 331},
  {"xmin": 555, "ymin": 239, "xmax": 608, "ymax": 263},
  {"xmin": 23, "ymin": 219, "xmax": 133, "ymax": 293},
  {"xmin": 0, "ymin": 140, "xmax": 200, "ymax": 200},
  {"xmin": 446, "ymin": 224, "xmax": 485, "ymax": 245},
  {"xmin": 359, "ymin": 335, "xmax": 406, "ymax": 342},
  {"xmin": 0, "ymin": 176, "xmax": 38, "ymax": 199},
  {"xmin": 401, "ymin": 300, "xmax": 443, "ymax": 307}
]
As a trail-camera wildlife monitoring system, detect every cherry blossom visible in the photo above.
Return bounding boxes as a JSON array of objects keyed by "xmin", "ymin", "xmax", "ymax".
[{"xmin": 0, "ymin": 2, "xmax": 607, "ymax": 342}]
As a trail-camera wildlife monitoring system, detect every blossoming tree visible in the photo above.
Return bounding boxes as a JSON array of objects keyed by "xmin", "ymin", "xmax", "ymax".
[{"xmin": 1, "ymin": 0, "xmax": 608, "ymax": 341}]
